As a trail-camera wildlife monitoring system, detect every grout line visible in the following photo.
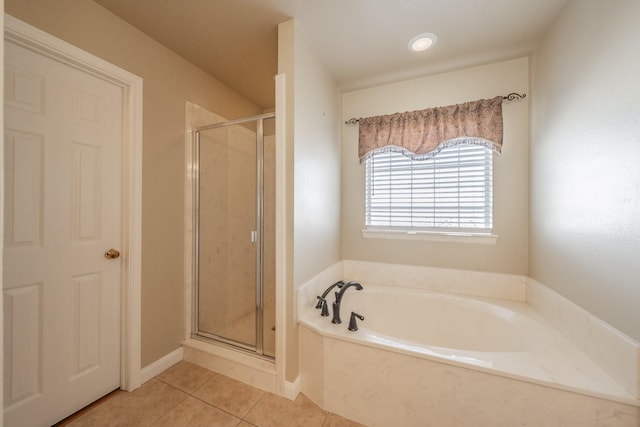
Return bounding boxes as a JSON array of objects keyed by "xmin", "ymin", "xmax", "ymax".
[
  {"xmin": 320, "ymin": 414, "xmax": 328, "ymax": 426},
  {"xmin": 183, "ymin": 377, "xmax": 244, "ymax": 421},
  {"xmin": 63, "ymin": 373, "xmax": 358, "ymax": 426},
  {"xmin": 154, "ymin": 367, "xmax": 269, "ymax": 422},
  {"xmin": 153, "ymin": 377, "xmax": 193, "ymax": 396},
  {"xmin": 188, "ymin": 393, "xmax": 245, "ymax": 421},
  {"xmin": 152, "ymin": 367, "xmax": 355, "ymax": 426},
  {"xmin": 146, "ymin": 379, "xmax": 193, "ymax": 426},
  {"xmin": 240, "ymin": 389, "xmax": 269, "ymax": 422},
  {"xmin": 189, "ymin": 373, "xmax": 216, "ymax": 395}
]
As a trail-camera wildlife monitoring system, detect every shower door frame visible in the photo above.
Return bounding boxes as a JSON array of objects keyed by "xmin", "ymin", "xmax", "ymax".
[{"xmin": 191, "ymin": 112, "xmax": 275, "ymax": 358}]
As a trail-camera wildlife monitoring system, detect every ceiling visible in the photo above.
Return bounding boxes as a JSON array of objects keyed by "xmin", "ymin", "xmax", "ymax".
[{"xmin": 93, "ymin": 0, "xmax": 567, "ymax": 109}]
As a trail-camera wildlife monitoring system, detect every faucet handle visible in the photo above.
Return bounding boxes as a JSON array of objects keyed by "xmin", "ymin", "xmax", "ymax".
[
  {"xmin": 320, "ymin": 299, "xmax": 330, "ymax": 317},
  {"xmin": 316, "ymin": 296, "xmax": 330, "ymax": 316},
  {"xmin": 348, "ymin": 312, "xmax": 365, "ymax": 331}
]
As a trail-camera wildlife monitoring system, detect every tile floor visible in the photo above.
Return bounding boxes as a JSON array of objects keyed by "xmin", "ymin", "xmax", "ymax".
[{"xmin": 57, "ymin": 361, "xmax": 365, "ymax": 427}]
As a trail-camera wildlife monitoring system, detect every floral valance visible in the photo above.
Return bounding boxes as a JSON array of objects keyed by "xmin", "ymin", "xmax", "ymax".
[{"xmin": 358, "ymin": 96, "xmax": 504, "ymax": 162}]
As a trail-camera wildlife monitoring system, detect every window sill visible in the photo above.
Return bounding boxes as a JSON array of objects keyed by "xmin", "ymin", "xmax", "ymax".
[{"xmin": 362, "ymin": 228, "xmax": 498, "ymax": 244}]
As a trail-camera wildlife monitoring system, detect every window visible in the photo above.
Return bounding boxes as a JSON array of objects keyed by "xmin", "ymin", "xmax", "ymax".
[{"xmin": 365, "ymin": 144, "xmax": 493, "ymax": 235}]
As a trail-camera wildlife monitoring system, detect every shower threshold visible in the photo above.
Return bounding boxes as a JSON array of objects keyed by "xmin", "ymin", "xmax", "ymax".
[
  {"xmin": 182, "ymin": 335, "xmax": 277, "ymax": 394},
  {"xmin": 190, "ymin": 332, "xmax": 275, "ymax": 362}
]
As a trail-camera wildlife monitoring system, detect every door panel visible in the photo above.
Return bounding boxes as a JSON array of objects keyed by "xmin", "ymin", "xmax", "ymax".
[
  {"xmin": 3, "ymin": 283, "xmax": 42, "ymax": 408},
  {"xmin": 4, "ymin": 131, "xmax": 43, "ymax": 249},
  {"xmin": 4, "ymin": 39, "xmax": 123, "ymax": 427}
]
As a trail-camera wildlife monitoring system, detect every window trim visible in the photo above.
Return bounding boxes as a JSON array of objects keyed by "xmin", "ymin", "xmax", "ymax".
[
  {"xmin": 364, "ymin": 144, "xmax": 495, "ymax": 237},
  {"xmin": 362, "ymin": 227, "xmax": 498, "ymax": 244}
]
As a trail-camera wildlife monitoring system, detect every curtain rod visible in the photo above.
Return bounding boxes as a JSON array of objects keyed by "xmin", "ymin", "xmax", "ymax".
[{"xmin": 344, "ymin": 92, "xmax": 526, "ymax": 125}]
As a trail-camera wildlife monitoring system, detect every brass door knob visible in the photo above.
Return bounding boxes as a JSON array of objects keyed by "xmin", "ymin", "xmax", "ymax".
[{"xmin": 104, "ymin": 248, "xmax": 121, "ymax": 259}]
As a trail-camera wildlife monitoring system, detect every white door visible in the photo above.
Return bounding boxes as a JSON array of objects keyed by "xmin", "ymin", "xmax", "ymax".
[{"xmin": 3, "ymin": 38, "xmax": 123, "ymax": 427}]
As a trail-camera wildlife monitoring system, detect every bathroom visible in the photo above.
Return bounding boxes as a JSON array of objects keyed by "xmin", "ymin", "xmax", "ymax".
[{"xmin": 2, "ymin": 0, "xmax": 639, "ymax": 425}]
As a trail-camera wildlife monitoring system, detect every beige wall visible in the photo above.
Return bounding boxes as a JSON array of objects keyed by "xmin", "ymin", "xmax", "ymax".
[
  {"xmin": 5, "ymin": 0, "xmax": 264, "ymax": 366},
  {"xmin": 278, "ymin": 20, "xmax": 342, "ymax": 381},
  {"xmin": 529, "ymin": 0, "xmax": 640, "ymax": 341},
  {"xmin": 342, "ymin": 58, "xmax": 530, "ymax": 275}
]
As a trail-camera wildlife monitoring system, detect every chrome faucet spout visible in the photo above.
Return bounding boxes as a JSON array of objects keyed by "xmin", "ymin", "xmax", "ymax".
[{"xmin": 331, "ymin": 281, "xmax": 363, "ymax": 324}]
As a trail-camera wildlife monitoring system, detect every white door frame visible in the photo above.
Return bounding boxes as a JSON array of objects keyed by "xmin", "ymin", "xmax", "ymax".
[{"xmin": 3, "ymin": 15, "xmax": 143, "ymax": 392}]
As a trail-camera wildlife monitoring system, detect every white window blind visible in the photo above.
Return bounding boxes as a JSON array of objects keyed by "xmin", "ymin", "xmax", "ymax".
[{"xmin": 365, "ymin": 144, "xmax": 493, "ymax": 233}]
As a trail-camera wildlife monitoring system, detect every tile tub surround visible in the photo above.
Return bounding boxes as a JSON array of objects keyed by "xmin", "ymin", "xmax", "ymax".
[
  {"xmin": 300, "ymin": 327, "xmax": 639, "ymax": 427},
  {"xmin": 342, "ymin": 260, "xmax": 528, "ymax": 301},
  {"xmin": 296, "ymin": 260, "xmax": 527, "ymax": 319},
  {"xmin": 295, "ymin": 261, "xmax": 344, "ymax": 323},
  {"xmin": 527, "ymin": 278, "xmax": 640, "ymax": 400}
]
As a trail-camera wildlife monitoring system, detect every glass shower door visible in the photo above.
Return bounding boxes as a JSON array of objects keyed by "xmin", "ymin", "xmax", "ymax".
[{"xmin": 194, "ymin": 115, "xmax": 275, "ymax": 357}]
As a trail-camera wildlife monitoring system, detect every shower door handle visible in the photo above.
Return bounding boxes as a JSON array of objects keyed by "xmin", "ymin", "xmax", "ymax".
[{"xmin": 251, "ymin": 230, "xmax": 258, "ymax": 243}]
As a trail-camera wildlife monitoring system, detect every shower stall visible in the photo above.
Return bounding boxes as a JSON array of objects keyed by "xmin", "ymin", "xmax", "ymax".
[{"xmin": 191, "ymin": 112, "xmax": 276, "ymax": 359}]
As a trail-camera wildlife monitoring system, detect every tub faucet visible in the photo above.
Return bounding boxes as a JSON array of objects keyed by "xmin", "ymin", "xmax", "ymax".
[
  {"xmin": 316, "ymin": 280, "xmax": 345, "ymax": 316},
  {"xmin": 331, "ymin": 281, "xmax": 363, "ymax": 324}
]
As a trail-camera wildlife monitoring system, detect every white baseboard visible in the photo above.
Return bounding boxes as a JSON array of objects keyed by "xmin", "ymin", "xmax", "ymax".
[
  {"xmin": 140, "ymin": 346, "xmax": 184, "ymax": 384},
  {"xmin": 284, "ymin": 375, "xmax": 301, "ymax": 401}
]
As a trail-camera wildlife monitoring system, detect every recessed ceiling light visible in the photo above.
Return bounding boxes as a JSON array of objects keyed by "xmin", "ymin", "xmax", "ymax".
[{"xmin": 409, "ymin": 33, "xmax": 437, "ymax": 52}]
